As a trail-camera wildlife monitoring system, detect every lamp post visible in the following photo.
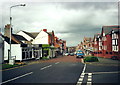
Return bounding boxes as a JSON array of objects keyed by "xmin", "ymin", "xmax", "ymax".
[{"xmin": 9, "ymin": 4, "xmax": 26, "ymax": 65}]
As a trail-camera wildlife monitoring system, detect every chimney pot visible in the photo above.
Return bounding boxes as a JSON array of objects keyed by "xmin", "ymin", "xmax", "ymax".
[{"xmin": 43, "ymin": 29, "xmax": 47, "ymax": 32}]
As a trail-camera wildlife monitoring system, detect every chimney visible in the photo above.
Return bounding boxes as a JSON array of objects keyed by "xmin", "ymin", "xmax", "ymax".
[
  {"xmin": 43, "ymin": 29, "xmax": 47, "ymax": 32},
  {"xmin": 4, "ymin": 24, "xmax": 11, "ymax": 37}
]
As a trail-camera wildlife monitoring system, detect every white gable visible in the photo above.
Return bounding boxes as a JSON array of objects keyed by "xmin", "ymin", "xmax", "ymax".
[
  {"xmin": 32, "ymin": 30, "xmax": 48, "ymax": 44},
  {"xmin": 17, "ymin": 31, "xmax": 33, "ymax": 41}
]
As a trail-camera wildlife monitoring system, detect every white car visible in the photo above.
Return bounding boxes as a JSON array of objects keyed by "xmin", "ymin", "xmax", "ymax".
[{"xmin": 64, "ymin": 53, "xmax": 70, "ymax": 56}]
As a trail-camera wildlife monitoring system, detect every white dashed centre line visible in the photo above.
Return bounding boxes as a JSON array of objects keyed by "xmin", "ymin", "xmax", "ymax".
[
  {"xmin": 76, "ymin": 64, "xmax": 86, "ymax": 85},
  {"xmin": 40, "ymin": 65, "xmax": 52, "ymax": 70},
  {"xmin": 55, "ymin": 62, "xmax": 60, "ymax": 64},
  {"xmin": 1, "ymin": 72, "xmax": 33, "ymax": 84}
]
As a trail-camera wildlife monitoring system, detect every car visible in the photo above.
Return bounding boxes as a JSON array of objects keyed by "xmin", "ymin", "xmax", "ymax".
[
  {"xmin": 64, "ymin": 53, "xmax": 70, "ymax": 56},
  {"xmin": 76, "ymin": 50, "xmax": 84, "ymax": 58},
  {"xmin": 70, "ymin": 53, "xmax": 74, "ymax": 56}
]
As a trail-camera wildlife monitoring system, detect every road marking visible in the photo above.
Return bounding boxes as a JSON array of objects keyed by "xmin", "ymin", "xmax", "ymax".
[
  {"xmin": 80, "ymin": 75, "xmax": 84, "ymax": 78},
  {"xmin": 81, "ymin": 73, "xmax": 85, "ymax": 76},
  {"xmin": 88, "ymin": 78, "xmax": 92, "ymax": 81},
  {"xmin": 76, "ymin": 64, "xmax": 86, "ymax": 85},
  {"xmin": 1, "ymin": 72, "xmax": 33, "ymax": 84},
  {"xmin": 88, "ymin": 73, "xmax": 92, "ymax": 76},
  {"xmin": 76, "ymin": 81, "xmax": 82, "ymax": 85},
  {"xmin": 88, "ymin": 76, "xmax": 92, "ymax": 78},
  {"xmin": 55, "ymin": 62, "xmax": 60, "ymax": 64},
  {"xmin": 79, "ymin": 78, "xmax": 83, "ymax": 81},
  {"xmin": 87, "ymin": 73, "xmax": 92, "ymax": 85},
  {"xmin": 82, "ymin": 64, "xmax": 86, "ymax": 73},
  {"xmin": 40, "ymin": 65, "xmax": 52, "ymax": 70},
  {"xmin": 87, "ymin": 82, "xmax": 92, "ymax": 85},
  {"xmin": 92, "ymin": 71, "xmax": 120, "ymax": 74}
]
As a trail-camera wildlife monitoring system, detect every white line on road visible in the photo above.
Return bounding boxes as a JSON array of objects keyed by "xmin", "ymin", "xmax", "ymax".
[
  {"xmin": 1, "ymin": 72, "xmax": 33, "ymax": 84},
  {"xmin": 82, "ymin": 64, "xmax": 86, "ymax": 73},
  {"xmin": 55, "ymin": 62, "xmax": 60, "ymax": 64},
  {"xmin": 88, "ymin": 78, "xmax": 92, "ymax": 81},
  {"xmin": 87, "ymin": 82, "xmax": 92, "ymax": 85},
  {"xmin": 76, "ymin": 81, "xmax": 82, "ymax": 85},
  {"xmin": 87, "ymin": 73, "xmax": 92, "ymax": 85},
  {"xmin": 92, "ymin": 71, "xmax": 120, "ymax": 74},
  {"xmin": 88, "ymin": 73, "xmax": 92, "ymax": 76},
  {"xmin": 40, "ymin": 65, "xmax": 52, "ymax": 70},
  {"xmin": 76, "ymin": 64, "xmax": 86, "ymax": 85}
]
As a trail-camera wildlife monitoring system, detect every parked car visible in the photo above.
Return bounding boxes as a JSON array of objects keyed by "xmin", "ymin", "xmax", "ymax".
[
  {"xmin": 111, "ymin": 56, "xmax": 119, "ymax": 60},
  {"xmin": 70, "ymin": 53, "xmax": 74, "ymax": 56},
  {"xmin": 64, "ymin": 53, "xmax": 70, "ymax": 56},
  {"xmin": 76, "ymin": 50, "xmax": 84, "ymax": 58}
]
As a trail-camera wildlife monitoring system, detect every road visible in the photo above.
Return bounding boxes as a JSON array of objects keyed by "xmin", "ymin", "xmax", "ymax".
[{"xmin": 2, "ymin": 55, "xmax": 120, "ymax": 85}]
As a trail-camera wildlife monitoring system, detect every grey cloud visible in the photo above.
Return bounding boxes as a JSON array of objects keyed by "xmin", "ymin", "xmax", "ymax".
[
  {"xmin": 1, "ymin": 2, "xmax": 118, "ymax": 46},
  {"xmin": 60, "ymin": 2, "xmax": 117, "ymax": 10}
]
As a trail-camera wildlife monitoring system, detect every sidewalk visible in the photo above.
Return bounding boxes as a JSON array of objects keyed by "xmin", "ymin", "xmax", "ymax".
[
  {"xmin": 85, "ymin": 57, "xmax": 120, "ymax": 66},
  {"xmin": 23, "ymin": 55, "xmax": 64, "ymax": 65}
]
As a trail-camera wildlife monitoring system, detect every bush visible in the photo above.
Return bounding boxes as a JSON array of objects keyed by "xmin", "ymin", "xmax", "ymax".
[
  {"xmin": 2, "ymin": 64, "xmax": 20, "ymax": 69},
  {"xmin": 42, "ymin": 57, "xmax": 49, "ymax": 60},
  {"xmin": 84, "ymin": 56, "xmax": 99, "ymax": 62}
]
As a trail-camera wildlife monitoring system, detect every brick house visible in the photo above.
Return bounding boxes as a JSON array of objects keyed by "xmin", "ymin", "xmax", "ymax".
[
  {"xmin": 93, "ymin": 25, "xmax": 120, "ymax": 59},
  {"xmin": 77, "ymin": 37, "xmax": 93, "ymax": 56}
]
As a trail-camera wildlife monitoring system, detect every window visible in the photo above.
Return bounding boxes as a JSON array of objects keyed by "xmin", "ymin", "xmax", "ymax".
[
  {"xmin": 115, "ymin": 39, "xmax": 118, "ymax": 45},
  {"xmin": 112, "ymin": 34, "xmax": 114, "ymax": 39},
  {"xmin": 112, "ymin": 40, "xmax": 115, "ymax": 45},
  {"xmin": 102, "ymin": 36, "xmax": 106, "ymax": 41}
]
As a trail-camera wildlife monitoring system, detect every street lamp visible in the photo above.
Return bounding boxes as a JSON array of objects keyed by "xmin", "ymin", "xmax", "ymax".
[{"xmin": 9, "ymin": 4, "xmax": 26, "ymax": 65}]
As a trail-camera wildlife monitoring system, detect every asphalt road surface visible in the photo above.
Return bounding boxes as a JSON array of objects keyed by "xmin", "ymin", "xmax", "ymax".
[{"xmin": 2, "ymin": 55, "xmax": 120, "ymax": 85}]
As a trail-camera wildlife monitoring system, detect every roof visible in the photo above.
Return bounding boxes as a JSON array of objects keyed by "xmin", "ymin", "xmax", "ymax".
[
  {"xmin": 4, "ymin": 36, "xmax": 19, "ymax": 44},
  {"xmin": 112, "ymin": 28, "xmax": 120, "ymax": 33},
  {"xmin": 102, "ymin": 25, "xmax": 120, "ymax": 35},
  {"xmin": 46, "ymin": 32, "xmax": 52, "ymax": 36},
  {"xmin": 30, "ymin": 32, "xmax": 39, "ymax": 38},
  {"xmin": 3, "ymin": 34, "xmax": 28, "ymax": 44},
  {"xmin": 12, "ymin": 34, "xmax": 27, "ymax": 41},
  {"xmin": 22, "ymin": 31, "xmax": 36, "ymax": 39},
  {"xmin": 94, "ymin": 33, "xmax": 101, "ymax": 38}
]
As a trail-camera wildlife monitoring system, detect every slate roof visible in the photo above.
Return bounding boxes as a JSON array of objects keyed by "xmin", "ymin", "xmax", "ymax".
[
  {"xmin": 4, "ymin": 36, "xmax": 18, "ymax": 44},
  {"xmin": 112, "ymin": 28, "xmax": 120, "ymax": 33},
  {"xmin": 30, "ymin": 32, "xmax": 39, "ymax": 38},
  {"xmin": 102, "ymin": 25, "xmax": 120, "ymax": 35},
  {"xmin": 12, "ymin": 34, "xmax": 27, "ymax": 41},
  {"xmin": 4, "ymin": 34, "xmax": 28, "ymax": 44},
  {"xmin": 22, "ymin": 31, "xmax": 36, "ymax": 39}
]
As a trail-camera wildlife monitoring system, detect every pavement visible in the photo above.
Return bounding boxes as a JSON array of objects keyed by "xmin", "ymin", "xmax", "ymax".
[{"xmin": 85, "ymin": 57, "xmax": 120, "ymax": 66}]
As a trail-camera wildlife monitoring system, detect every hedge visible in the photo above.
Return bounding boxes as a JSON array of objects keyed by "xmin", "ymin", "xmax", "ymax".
[{"xmin": 84, "ymin": 56, "xmax": 99, "ymax": 62}]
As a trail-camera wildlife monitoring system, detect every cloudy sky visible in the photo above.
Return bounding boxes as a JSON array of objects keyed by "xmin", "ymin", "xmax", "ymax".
[{"xmin": 0, "ymin": 0, "xmax": 119, "ymax": 46}]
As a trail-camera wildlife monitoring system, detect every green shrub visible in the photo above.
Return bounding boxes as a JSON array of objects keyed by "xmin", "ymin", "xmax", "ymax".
[
  {"xmin": 2, "ymin": 64, "xmax": 19, "ymax": 69},
  {"xmin": 42, "ymin": 57, "xmax": 49, "ymax": 60},
  {"xmin": 84, "ymin": 56, "xmax": 99, "ymax": 62}
]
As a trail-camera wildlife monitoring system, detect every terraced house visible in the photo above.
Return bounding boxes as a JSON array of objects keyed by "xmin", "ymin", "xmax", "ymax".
[
  {"xmin": 93, "ymin": 25, "xmax": 120, "ymax": 59},
  {"xmin": 3, "ymin": 24, "xmax": 66, "ymax": 62}
]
